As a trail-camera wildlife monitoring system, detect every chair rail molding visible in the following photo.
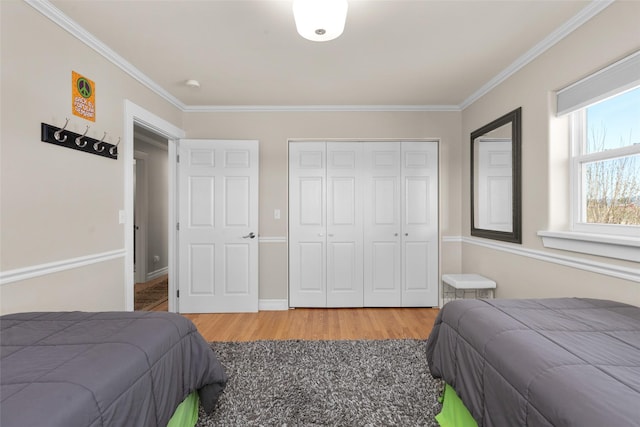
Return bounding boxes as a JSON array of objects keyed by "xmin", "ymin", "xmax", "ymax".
[
  {"xmin": 0, "ymin": 249, "xmax": 126, "ymax": 286},
  {"xmin": 444, "ymin": 236, "xmax": 639, "ymax": 283},
  {"xmin": 258, "ymin": 236, "xmax": 287, "ymax": 243}
]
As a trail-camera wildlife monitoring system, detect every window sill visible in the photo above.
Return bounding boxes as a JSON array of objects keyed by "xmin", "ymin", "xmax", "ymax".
[{"xmin": 537, "ymin": 231, "xmax": 640, "ymax": 262}]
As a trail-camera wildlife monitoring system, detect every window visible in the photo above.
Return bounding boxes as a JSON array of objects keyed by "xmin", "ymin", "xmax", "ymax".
[
  {"xmin": 539, "ymin": 52, "xmax": 640, "ymax": 261},
  {"xmin": 570, "ymin": 86, "xmax": 640, "ymax": 235}
]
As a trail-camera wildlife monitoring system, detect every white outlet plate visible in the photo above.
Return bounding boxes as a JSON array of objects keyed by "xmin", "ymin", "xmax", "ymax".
[
  {"xmin": 118, "ymin": 210, "xmax": 126, "ymax": 224},
  {"xmin": 274, "ymin": 209, "xmax": 281, "ymax": 219}
]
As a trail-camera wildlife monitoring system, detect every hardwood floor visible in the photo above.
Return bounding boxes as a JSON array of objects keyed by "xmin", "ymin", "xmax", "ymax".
[
  {"xmin": 183, "ymin": 307, "xmax": 439, "ymax": 342},
  {"xmin": 144, "ymin": 283, "xmax": 439, "ymax": 341},
  {"xmin": 134, "ymin": 275, "xmax": 168, "ymax": 311}
]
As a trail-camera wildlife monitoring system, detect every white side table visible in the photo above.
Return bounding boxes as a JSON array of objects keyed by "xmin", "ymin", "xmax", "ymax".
[{"xmin": 442, "ymin": 274, "xmax": 496, "ymax": 304}]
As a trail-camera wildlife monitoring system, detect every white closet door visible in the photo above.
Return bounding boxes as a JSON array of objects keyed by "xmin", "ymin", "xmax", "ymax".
[
  {"xmin": 401, "ymin": 141, "xmax": 439, "ymax": 307},
  {"xmin": 326, "ymin": 142, "xmax": 363, "ymax": 307},
  {"xmin": 289, "ymin": 140, "xmax": 439, "ymax": 308},
  {"xmin": 363, "ymin": 143, "xmax": 402, "ymax": 306},
  {"xmin": 178, "ymin": 139, "xmax": 259, "ymax": 313},
  {"xmin": 289, "ymin": 142, "xmax": 327, "ymax": 307}
]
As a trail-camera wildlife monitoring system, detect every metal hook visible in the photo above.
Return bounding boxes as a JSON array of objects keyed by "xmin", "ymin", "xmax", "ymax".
[
  {"xmin": 54, "ymin": 118, "xmax": 69, "ymax": 142},
  {"xmin": 109, "ymin": 137, "xmax": 121, "ymax": 156},
  {"xmin": 94, "ymin": 132, "xmax": 107, "ymax": 152},
  {"xmin": 75, "ymin": 126, "xmax": 89, "ymax": 147}
]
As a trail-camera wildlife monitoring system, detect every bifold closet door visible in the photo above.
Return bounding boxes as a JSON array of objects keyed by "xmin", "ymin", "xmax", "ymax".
[
  {"xmin": 289, "ymin": 142, "xmax": 364, "ymax": 308},
  {"xmin": 289, "ymin": 142, "xmax": 326, "ymax": 307},
  {"xmin": 401, "ymin": 141, "xmax": 438, "ymax": 307},
  {"xmin": 363, "ymin": 143, "xmax": 402, "ymax": 306},
  {"xmin": 326, "ymin": 143, "xmax": 363, "ymax": 307},
  {"xmin": 289, "ymin": 140, "xmax": 438, "ymax": 308}
]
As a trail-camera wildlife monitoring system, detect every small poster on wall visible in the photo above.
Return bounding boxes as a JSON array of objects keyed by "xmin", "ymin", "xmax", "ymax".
[{"xmin": 72, "ymin": 71, "xmax": 95, "ymax": 122}]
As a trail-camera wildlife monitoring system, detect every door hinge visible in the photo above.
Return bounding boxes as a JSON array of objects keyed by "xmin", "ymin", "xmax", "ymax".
[
  {"xmin": 176, "ymin": 154, "xmax": 180, "ymax": 163},
  {"xmin": 176, "ymin": 222, "xmax": 180, "ymax": 231},
  {"xmin": 176, "ymin": 290, "xmax": 180, "ymax": 298}
]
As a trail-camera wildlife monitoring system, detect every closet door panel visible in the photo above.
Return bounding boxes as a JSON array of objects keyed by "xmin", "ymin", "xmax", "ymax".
[
  {"xmin": 298, "ymin": 242, "xmax": 324, "ymax": 291},
  {"xmin": 326, "ymin": 142, "xmax": 363, "ymax": 307},
  {"xmin": 363, "ymin": 143, "xmax": 402, "ymax": 307},
  {"xmin": 289, "ymin": 142, "xmax": 326, "ymax": 307},
  {"xmin": 401, "ymin": 141, "xmax": 439, "ymax": 307}
]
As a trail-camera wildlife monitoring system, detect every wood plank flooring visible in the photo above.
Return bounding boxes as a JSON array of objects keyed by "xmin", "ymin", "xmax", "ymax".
[{"xmin": 183, "ymin": 307, "xmax": 438, "ymax": 342}]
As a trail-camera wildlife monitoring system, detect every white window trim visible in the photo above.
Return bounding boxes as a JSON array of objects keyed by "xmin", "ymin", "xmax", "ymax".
[{"xmin": 537, "ymin": 230, "xmax": 639, "ymax": 262}]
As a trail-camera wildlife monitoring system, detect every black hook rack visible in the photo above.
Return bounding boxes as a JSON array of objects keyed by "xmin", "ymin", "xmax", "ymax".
[{"xmin": 41, "ymin": 122, "xmax": 118, "ymax": 160}]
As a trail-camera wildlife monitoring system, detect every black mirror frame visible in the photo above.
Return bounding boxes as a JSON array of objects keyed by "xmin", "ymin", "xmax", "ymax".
[{"xmin": 470, "ymin": 107, "xmax": 522, "ymax": 244}]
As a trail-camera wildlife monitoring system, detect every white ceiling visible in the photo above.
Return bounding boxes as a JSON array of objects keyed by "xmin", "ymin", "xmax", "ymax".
[{"xmin": 48, "ymin": 0, "xmax": 601, "ymax": 110}]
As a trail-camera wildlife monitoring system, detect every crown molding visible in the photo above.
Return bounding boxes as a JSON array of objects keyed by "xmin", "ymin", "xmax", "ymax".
[
  {"xmin": 25, "ymin": 0, "xmax": 187, "ymax": 111},
  {"xmin": 182, "ymin": 104, "xmax": 461, "ymax": 113},
  {"xmin": 27, "ymin": 0, "xmax": 612, "ymax": 114},
  {"xmin": 459, "ymin": 0, "xmax": 614, "ymax": 110}
]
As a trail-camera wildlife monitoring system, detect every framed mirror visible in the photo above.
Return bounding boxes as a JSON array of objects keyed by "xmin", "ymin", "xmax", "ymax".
[{"xmin": 471, "ymin": 107, "xmax": 522, "ymax": 243}]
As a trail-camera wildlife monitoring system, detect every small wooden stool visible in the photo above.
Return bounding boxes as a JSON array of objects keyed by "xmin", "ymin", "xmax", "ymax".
[{"xmin": 442, "ymin": 274, "xmax": 496, "ymax": 304}]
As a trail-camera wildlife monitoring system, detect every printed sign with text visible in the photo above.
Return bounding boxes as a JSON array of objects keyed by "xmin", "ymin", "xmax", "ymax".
[{"xmin": 72, "ymin": 71, "xmax": 95, "ymax": 122}]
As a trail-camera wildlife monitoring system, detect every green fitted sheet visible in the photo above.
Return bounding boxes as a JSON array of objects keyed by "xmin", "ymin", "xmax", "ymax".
[
  {"xmin": 167, "ymin": 392, "xmax": 199, "ymax": 427},
  {"xmin": 435, "ymin": 383, "xmax": 478, "ymax": 427}
]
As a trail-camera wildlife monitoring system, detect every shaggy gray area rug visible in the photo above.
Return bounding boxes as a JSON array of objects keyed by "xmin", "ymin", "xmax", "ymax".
[{"xmin": 196, "ymin": 339, "xmax": 443, "ymax": 426}]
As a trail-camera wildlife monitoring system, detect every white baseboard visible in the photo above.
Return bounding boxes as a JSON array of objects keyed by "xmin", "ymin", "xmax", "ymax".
[
  {"xmin": 146, "ymin": 267, "xmax": 168, "ymax": 281},
  {"xmin": 259, "ymin": 299, "xmax": 289, "ymax": 311}
]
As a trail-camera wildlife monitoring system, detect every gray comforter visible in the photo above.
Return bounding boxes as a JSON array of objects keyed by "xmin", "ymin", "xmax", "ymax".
[
  {"xmin": 1, "ymin": 311, "xmax": 227, "ymax": 427},
  {"xmin": 426, "ymin": 298, "xmax": 640, "ymax": 427}
]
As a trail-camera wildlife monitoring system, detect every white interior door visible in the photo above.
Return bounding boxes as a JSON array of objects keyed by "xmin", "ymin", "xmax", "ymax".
[
  {"xmin": 326, "ymin": 142, "xmax": 363, "ymax": 307},
  {"xmin": 363, "ymin": 142, "xmax": 402, "ymax": 306},
  {"xmin": 177, "ymin": 139, "xmax": 259, "ymax": 313},
  {"xmin": 289, "ymin": 142, "xmax": 326, "ymax": 307},
  {"xmin": 401, "ymin": 141, "xmax": 438, "ymax": 307}
]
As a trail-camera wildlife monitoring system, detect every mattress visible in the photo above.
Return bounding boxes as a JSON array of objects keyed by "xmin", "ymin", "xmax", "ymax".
[
  {"xmin": 0, "ymin": 311, "xmax": 227, "ymax": 427},
  {"xmin": 426, "ymin": 298, "xmax": 640, "ymax": 426}
]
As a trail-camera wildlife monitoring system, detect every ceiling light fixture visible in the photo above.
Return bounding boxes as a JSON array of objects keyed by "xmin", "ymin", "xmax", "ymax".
[
  {"xmin": 293, "ymin": 0, "xmax": 348, "ymax": 42},
  {"xmin": 185, "ymin": 79, "xmax": 200, "ymax": 88}
]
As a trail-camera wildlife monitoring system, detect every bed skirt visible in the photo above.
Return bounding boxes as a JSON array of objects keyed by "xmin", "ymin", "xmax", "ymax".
[
  {"xmin": 436, "ymin": 384, "xmax": 477, "ymax": 427},
  {"xmin": 168, "ymin": 392, "xmax": 199, "ymax": 427}
]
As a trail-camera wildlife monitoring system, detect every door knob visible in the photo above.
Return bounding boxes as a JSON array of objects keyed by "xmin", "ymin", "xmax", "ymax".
[
  {"xmin": 394, "ymin": 233, "xmax": 398, "ymax": 236},
  {"xmin": 242, "ymin": 232, "xmax": 256, "ymax": 239},
  {"xmin": 405, "ymin": 233, "xmax": 408, "ymax": 236}
]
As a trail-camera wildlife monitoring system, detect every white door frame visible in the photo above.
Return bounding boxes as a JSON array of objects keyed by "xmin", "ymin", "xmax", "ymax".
[{"xmin": 124, "ymin": 100, "xmax": 185, "ymax": 312}]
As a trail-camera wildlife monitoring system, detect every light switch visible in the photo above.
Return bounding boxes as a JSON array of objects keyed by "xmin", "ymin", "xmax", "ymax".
[
  {"xmin": 118, "ymin": 210, "xmax": 126, "ymax": 224},
  {"xmin": 274, "ymin": 209, "xmax": 281, "ymax": 220}
]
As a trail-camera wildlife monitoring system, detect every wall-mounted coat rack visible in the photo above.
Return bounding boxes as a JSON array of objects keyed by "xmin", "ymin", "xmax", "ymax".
[{"xmin": 41, "ymin": 120, "xmax": 119, "ymax": 160}]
